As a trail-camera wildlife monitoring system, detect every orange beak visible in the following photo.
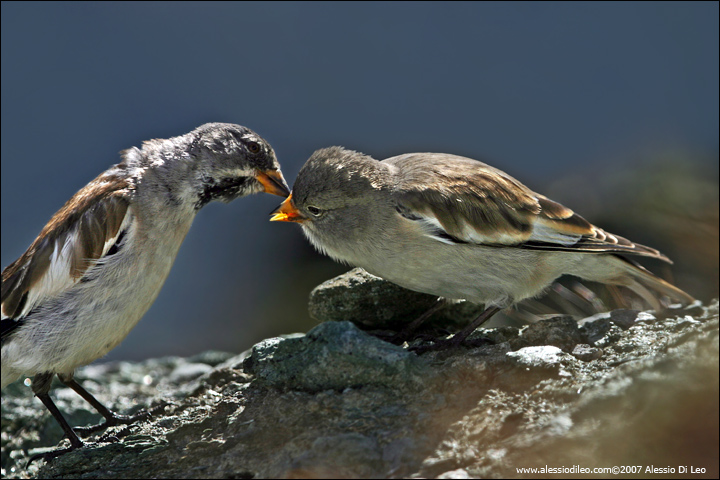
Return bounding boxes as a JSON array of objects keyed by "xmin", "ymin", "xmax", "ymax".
[
  {"xmin": 256, "ymin": 170, "xmax": 290, "ymax": 197},
  {"xmin": 270, "ymin": 194, "xmax": 307, "ymax": 223}
]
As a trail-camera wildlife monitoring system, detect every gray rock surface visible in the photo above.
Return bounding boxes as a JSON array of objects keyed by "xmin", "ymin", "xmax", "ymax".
[
  {"xmin": 2, "ymin": 284, "xmax": 717, "ymax": 478},
  {"xmin": 308, "ymin": 268, "xmax": 487, "ymax": 331}
]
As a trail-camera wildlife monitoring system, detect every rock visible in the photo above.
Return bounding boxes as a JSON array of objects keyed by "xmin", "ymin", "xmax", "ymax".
[
  {"xmin": 308, "ymin": 268, "xmax": 485, "ymax": 331},
  {"xmin": 506, "ymin": 346, "xmax": 568, "ymax": 369},
  {"xmin": 570, "ymin": 344, "xmax": 603, "ymax": 361},
  {"xmin": 2, "ymin": 299, "xmax": 717, "ymax": 479},
  {"xmin": 243, "ymin": 321, "xmax": 428, "ymax": 392},
  {"xmin": 511, "ymin": 315, "xmax": 584, "ymax": 352}
]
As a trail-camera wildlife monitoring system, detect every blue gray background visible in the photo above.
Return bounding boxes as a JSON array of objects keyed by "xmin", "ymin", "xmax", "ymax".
[{"xmin": 2, "ymin": 2, "xmax": 718, "ymax": 361}]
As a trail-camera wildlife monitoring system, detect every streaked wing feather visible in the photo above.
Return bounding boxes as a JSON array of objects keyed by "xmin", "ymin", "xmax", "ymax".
[
  {"xmin": 523, "ymin": 195, "xmax": 671, "ymax": 262},
  {"xmin": 390, "ymin": 154, "xmax": 671, "ymax": 263},
  {"xmin": 1, "ymin": 175, "xmax": 132, "ymax": 323},
  {"xmin": 390, "ymin": 154, "xmax": 538, "ymax": 244}
]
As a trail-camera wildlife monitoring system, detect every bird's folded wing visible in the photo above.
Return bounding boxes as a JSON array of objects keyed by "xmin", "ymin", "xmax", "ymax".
[
  {"xmin": 390, "ymin": 158, "xmax": 670, "ymax": 262},
  {"xmin": 1, "ymin": 175, "xmax": 133, "ymax": 328}
]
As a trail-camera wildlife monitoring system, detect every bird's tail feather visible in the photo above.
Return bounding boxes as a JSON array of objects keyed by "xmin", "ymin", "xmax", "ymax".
[
  {"xmin": 615, "ymin": 257, "xmax": 695, "ymax": 310},
  {"xmin": 571, "ymin": 255, "xmax": 695, "ymax": 311}
]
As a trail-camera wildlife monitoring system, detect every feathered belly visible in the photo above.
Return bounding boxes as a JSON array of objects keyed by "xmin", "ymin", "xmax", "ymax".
[
  {"xmin": 2, "ymin": 241, "xmax": 180, "ymax": 378},
  {"xmin": 354, "ymin": 243, "xmax": 574, "ymax": 307}
]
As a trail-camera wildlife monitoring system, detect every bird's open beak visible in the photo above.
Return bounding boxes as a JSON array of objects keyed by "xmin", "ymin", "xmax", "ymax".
[
  {"xmin": 256, "ymin": 170, "xmax": 291, "ymax": 197},
  {"xmin": 270, "ymin": 194, "xmax": 307, "ymax": 223}
]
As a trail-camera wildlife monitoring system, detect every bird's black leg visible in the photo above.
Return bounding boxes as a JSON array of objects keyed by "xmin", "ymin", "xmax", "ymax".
[
  {"xmin": 27, "ymin": 373, "xmax": 84, "ymax": 466},
  {"xmin": 58, "ymin": 374, "xmax": 156, "ymax": 436},
  {"xmin": 411, "ymin": 305, "xmax": 502, "ymax": 353},
  {"xmin": 388, "ymin": 297, "xmax": 449, "ymax": 344}
]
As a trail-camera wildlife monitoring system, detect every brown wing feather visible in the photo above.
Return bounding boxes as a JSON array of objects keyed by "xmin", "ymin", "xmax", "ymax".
[
  {"xmin": 528, "ymin": 196, "xmax": 671, "ymax": 262},
  {"xmin": 390, "ymin": 154, "xmax": 539, "ymax": 243},
  {"xmin": 1, "ymin": 174, "xmax": 132, "ymax": 319},
  {"xmin": 389, "ymin": 153, "xmax": 672, "ymax": 263}
]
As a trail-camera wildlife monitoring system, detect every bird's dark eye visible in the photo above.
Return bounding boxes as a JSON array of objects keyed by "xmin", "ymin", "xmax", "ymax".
[
  {"xmin": 247, "ymin": 141, "xmax": 261, "ymax": 154},
  {"xmin": 307, "ymin": 205, "xmax": 322, "ymax": 216}
]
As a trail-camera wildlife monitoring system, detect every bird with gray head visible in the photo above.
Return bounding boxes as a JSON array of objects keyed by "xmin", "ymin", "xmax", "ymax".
[
  {"xmin": 271, "ymin": 147, "xmax": 694, "ymax": 350},
  {"xmin": 1, "ymin": 122, "xmax": 289, "ymax": 464}
]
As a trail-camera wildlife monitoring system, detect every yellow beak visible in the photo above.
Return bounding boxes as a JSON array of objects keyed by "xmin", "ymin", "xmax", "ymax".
[{"xmin": 270, "ymin": 194, "xmax": 307, "ymax": 223}]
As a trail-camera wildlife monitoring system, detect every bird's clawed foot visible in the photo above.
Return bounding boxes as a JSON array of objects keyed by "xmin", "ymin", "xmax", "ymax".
[
  {"xmin": 371, "ymin": 329, "xmax": 440, "ymax": 345},
  {"xmin": 26, "ymin": 438, "xmax": 86, "ymax": 467},
  {"xmin": 73, "ymin": 401, "xmax": 168, "ymax": 437},
  {"xmin": 72, "ymin": 410, "xmax": 146, "ymax": 437},
  {"xmin": 409, "ymin": 334, "xmax": 493, "ymax": 354},
  {"xmin": 409, "ymin": 305, "xmax": 501, "ymax": 354},
  {"xmin": 26, "ymin": 401, "xmax": 169, "ymax": 467}
]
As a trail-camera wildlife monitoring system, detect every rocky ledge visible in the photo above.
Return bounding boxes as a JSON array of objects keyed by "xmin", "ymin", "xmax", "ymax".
[{"xmin": 2, "ymin": 270, "xmax": 718, "ymax": 479}]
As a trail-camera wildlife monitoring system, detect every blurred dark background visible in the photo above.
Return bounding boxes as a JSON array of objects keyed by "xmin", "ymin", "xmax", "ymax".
[{"xmin": 2, "ymin": 2, "xmax": 718, "ymax": 361}]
